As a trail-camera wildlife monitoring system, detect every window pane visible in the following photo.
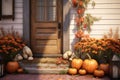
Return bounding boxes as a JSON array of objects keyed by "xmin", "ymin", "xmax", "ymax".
[
  {"xmin": 36, "ymin": 7, "xmax": 45, "ymax": 21},
  {"xmin": 36, "ymin": 0, "xmax": 45, "ymax": 6},
  {"xmin": 36, "ymin": 0, "xmax": 45, "ymax": 21},
  {"xmin": 36, "ymin": 0, "xmax": 57, "ymax": 21},
  {"xmin": 47, "ymin": 7, "xmax": 56, "ymax": 21},
  {"xmin": 2, "ymin": 0, "xmax": 13, "ymax": 15},
  {"xmin": 48, "ymin": 0, "xmax": 56, "ymax": 6}
]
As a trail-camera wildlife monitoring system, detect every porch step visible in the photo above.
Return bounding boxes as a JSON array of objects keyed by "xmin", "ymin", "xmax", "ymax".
[{"xmin": 19, "ymin": 58, "xmax": 70, "ymax": 74}]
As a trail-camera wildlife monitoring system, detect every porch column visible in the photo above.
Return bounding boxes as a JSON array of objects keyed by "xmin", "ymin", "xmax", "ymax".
[
  {"xmin": 23, "ymin": 0, "xmax": 30, "ymax": 46},
  {"xmin": 63, "ymin": 0, "xmax": 71, "ymax": 52}
]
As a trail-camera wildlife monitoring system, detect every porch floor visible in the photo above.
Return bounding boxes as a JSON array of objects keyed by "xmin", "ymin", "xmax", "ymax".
[
  {"xmin": 1, "ymin": 74, "xmax": 110, "ymax": 80},
  {"xmin": 1, "ymin": 58, "xmax": 111, "ymax": 80}
]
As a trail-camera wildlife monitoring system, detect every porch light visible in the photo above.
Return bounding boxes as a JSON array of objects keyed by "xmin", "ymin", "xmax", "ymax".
[
  {"xmin": 109, "ymin": 55, "xmax": 120, "ymax": 79},
  {"xmin": 0, "ymin": 0, "xmax": 15, "ymax": 20}
]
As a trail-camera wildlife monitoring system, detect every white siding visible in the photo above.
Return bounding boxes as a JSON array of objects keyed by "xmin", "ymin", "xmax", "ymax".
[
  {"xmin": 69, "ymin": 0, "xmax": 120, "ymax": 50},
  {"xmin": 0, "ymin": 0, "xmax": 23, "ymax": 36}
]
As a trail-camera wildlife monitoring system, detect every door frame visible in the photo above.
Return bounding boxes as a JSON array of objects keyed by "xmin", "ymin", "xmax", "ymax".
[{"xmin": 23, "ymin": 0, "xmax": 70, "ymax": 57}]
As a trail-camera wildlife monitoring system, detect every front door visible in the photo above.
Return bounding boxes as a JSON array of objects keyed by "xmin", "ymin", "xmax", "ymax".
[{"xmin": 31, "ymin": 0, "xmax": 63, "ymax": 55}]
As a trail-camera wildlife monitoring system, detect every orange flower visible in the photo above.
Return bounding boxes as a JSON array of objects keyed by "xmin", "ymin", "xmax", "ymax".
[
  {"xmin": 0, "ymin": 28, "xmax": 26, "ymax": 62},
  {"xmin": 74, "ymin": 37, "xmax": 120, "ymax": 60}
]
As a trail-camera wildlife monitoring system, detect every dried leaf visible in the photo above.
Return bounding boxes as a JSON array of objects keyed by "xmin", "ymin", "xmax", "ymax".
[{"xmin": 113, "ymin": 27, "xmax": 119, "ymax": 40}]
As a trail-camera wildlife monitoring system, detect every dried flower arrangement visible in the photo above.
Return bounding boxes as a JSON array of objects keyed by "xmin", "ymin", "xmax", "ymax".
[{"xmin": 72, "ymin": 0, "xmax": 100, "ymax": 33}]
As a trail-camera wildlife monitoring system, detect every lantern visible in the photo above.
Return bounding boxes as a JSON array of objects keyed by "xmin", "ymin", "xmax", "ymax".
[
  {"xmin": 109, "ymin": 55, "xmax": 120, "ymax": 79},
  {"xmin": 0, "ymin": 55, "xmax": 5, "ymax": 77}
]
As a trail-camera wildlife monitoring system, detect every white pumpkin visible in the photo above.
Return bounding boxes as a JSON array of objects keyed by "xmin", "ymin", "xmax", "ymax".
[
  {"xmin": 14, "ymin": 54, "xmax": 23, "ymax": 61},
  {"xmin": 22, "ymin": 53, "xmax": 28, "ymax": 59},
  {"xmin": 28, "ymin": 57, "xmax": 34, "ymax": 60},
  {"xmin": 63, "ymin": 50, "xmax": 73, "ymax": 59},
  {"xmin": 23, "ymin": 46, "xmax": 33, "ymax": 57},
  {"xmin": 69, "ymin": 52, "xmax": 76, "ymax": 61}
]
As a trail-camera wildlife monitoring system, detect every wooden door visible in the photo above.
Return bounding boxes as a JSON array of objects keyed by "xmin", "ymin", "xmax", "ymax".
[{"xmin": 31, "ymin": 0, "xmax": 62, "ymax": 55}]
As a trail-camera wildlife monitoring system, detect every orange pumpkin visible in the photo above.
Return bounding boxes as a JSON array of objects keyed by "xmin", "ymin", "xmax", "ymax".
[
  {"xmin": 6, "ymin": 61, "xmax": 19, "ymax": 73},
  {"xmin": 17, "ymin": 68, "xmax": 24, "ymax": 73},
  {"xmin": 71, "ymin": 58, "xmax": 83, "ymax": 69},
  {"xmin": 82, "ymin": 59, "xmax": 98, "ymax": 73},
  {"xmin": 94, "ymin": 69, "xmax": 105, "ymax": 77},
  {"xmin": 78, "ymin": 69, "xmax": 86, "ymax": 75},
  {"xmin": 99, "ymin": 63, "xmax": 109, "ymax": 74},
  {"xmin": 68, "ymin": 68, "xmax": 77, "ymax": 75}
]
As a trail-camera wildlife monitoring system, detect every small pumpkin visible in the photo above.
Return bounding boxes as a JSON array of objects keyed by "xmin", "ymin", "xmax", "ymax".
[
  {"xmin": 23, "ymin": 46, "xmax": 33, "ymax": 59},
  {"xmin": 82, "ymin": 59, "xmax": 98, "ymax": 73},
  {"xmin": 71, "ymin": 58, "xmax": 83, "ymax": 69},
  {"xmin": 6, "ymin": 61, "xmax": 19, "ymax": 73},
  {"xmin": 94, "ymin": 69, "xmax": 105, "ymax": 77},
  {"xmin": 78, "ymin": 69, "xmax": 86, "ymax": 75},
  {"xmin": 63, "ymin": 50, "xmax": 72, "ymax": 59},
  {"xmin": 68, "ymin": 68, "xmax": 77, "ymax": 75},
  {"xmin": 17, "ymin": 68, "xmax": 24, "ymax": 73},
  {"xmin": 99, "ymin": 63, "xmax": 109, "ymax": 74}
]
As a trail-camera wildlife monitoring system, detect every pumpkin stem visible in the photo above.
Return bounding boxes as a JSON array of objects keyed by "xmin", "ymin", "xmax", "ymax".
[{"xmin": 86, "ymin": 53, "xmax": 91, "ymax": 59}]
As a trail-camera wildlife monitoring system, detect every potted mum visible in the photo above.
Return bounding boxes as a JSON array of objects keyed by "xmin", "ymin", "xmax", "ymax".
[
  {"xmin": 74, "ymin": 37, "xmax": 120, "ymax": 63},
  {"xmin": 0, "ymin": 27, "xmax": 25, "ymax": 63},
  {"xmin": 0, "ymin": 27, "xmax": 25, "ymax": 73}
]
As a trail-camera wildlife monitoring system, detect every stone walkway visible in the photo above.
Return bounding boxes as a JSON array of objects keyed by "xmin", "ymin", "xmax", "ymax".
[{"xmin": 1, "ymin": 74, "xmax": 110, "ymax": 80}]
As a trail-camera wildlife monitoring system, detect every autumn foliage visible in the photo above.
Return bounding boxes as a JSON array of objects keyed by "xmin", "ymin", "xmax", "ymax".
[
  {"xmin": 0, "ymin": 27, "xmax": 25, "ymax": 62},
  {"xmin": 74, "ymin": 37, "xmax": 120, "ymax": 62}
]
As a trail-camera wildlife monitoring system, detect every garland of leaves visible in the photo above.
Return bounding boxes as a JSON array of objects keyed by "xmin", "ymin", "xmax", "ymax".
[{"xmin": 72, "ymin": 0, "xmax": 100, "ymax": 33}]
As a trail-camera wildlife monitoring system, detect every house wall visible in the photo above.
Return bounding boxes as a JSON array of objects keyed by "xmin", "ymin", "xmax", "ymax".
[
  {"xmin": 0, "ymin": 0, "xmax": 70, "ymax": 53},
  {"xmin": 0, "ymin": 0, "xmax": 23, "ymax": 36},
  {"xmin": 69, "ymin": 0, "xmax": 120, "ymax": 50},
  {"xmin": 1, "ymin": 0, "xmax": 120, "ymax": 52}
]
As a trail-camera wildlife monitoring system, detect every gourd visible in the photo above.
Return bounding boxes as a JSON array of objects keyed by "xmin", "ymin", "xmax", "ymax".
[
  {"xmin": 68, "ymin": 68, "xmax": 77, "ymax": 75},
  {"xmin": 6, "ymin": 61, "xmax": 19, "ymax": 73},
  {"xmin": 14, "ymin": 54, "xmax": 23, "ymax": 61},
  {"xmin": 94, "ymin": 69, "xmax": 105, "ymax": 77},
  {"xmin": 63, "ymin": 50, "xmax": 72, "ymax": 59},
  {"xmin": 17, "ymin": 68, "xmax": 24, "ymax": 73},
  {"xmin": 71, "ymin": 58, "xmax": 83, "ymax": 69},
  {"xmin": 82, "ymin": 59, "xmax": 98, "ymax": 73},
  {"xmin": 78, "ymin": 69, "xmax": 86, "ymax": 75},
  {"xmin": 99, "ymin": 63, "xmax": 109, "ymax": 74},
  {"xmin": 23, "ymin": 46, "xmax": 33, "ymax": 59}
]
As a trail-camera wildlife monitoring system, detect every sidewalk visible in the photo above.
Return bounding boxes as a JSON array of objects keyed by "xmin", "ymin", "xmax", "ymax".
[{"xmin": 1, "ymin": 74, "xmax": 110, "ymax": 80}]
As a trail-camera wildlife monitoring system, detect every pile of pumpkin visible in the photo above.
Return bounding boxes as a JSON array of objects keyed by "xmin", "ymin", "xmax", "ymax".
[
  {"xmin": 6, "ymin": 61, "xmax": 24, "ymax": 74},
  {"xmin": 68, "ymin": 58, "xmax": 109, "ymax": 78}
]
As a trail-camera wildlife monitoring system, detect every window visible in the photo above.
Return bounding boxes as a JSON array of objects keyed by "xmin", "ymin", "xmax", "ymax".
[
  {"xmin": 36, "ymin": 0, "xmax": 57, "ymax": 21},
  {"xmin": 0, "ymin": 0, "xmax": 15, "ymax": 20}
]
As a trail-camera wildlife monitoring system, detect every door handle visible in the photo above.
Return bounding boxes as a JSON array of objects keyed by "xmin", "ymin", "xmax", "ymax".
[{"xmin": 58, "ymin": 23, "xmax": 61, "ymax": 38}]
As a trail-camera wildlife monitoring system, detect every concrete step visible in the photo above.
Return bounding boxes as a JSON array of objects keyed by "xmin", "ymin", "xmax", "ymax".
[
  {"xmin": 19, "ymin": 58, "xmax": 70, "ymax": 74},
  {"xmin": 23, "ymin": 67, "xmax": 69, "ymax": 74}
]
